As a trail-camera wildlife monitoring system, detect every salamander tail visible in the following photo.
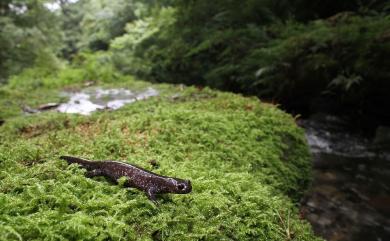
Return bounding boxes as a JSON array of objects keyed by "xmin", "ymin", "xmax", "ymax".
[{"xmin": 60, "ymin": 156, "xmax": 98, "ymax": 170}]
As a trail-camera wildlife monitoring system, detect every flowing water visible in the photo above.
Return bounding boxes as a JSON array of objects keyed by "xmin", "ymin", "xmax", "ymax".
[
  {"xmin": 299, "ymin": 114, "xmax": 390, "ymax": 241},
  {"xmin": 23, "ymin": 87, "xmax": 159, "ymax": 115},
  {"xmin": 57, "ymin": 87, "xmax": 159, "ymax": 115}
]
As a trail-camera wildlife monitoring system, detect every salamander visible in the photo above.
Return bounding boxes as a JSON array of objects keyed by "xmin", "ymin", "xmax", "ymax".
[{"xmin": 60, "ymin": 156, "xmax": 192, "ymax": 204}]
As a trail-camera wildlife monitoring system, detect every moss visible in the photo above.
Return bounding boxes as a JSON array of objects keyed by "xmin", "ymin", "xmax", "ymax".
[{"xmin": 0, "ymin": 68, "xmax": 321, "ymax": 240}]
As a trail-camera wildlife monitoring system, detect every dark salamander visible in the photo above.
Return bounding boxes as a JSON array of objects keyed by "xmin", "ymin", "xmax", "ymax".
[{"xmin": 60, "ymin": 156, "xmax": 192, "ymax": 204}]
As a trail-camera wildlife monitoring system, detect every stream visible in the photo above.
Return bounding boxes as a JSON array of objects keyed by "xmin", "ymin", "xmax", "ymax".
[
  {"xmin": 23, "ymin": 87, "xmax": 159, "ymax": 115},
  {"xmin": 57, "ymin": 87, "xmax": 159, "ymax": 115},
  {"xmin": 298, "ymin": 114, "xmax": 390, "ymax": 241}
]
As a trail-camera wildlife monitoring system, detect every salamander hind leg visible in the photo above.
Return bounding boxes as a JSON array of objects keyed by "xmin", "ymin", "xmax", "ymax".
[{"xmin": 85, "ymin": 169, "xmax": 103, "ymax": 178}]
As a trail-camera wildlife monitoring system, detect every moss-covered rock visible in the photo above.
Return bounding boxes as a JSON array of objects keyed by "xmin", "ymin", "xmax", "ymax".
[{"xmin": 0, "ymin": 69, "xmax": 321, "ymax": 240}]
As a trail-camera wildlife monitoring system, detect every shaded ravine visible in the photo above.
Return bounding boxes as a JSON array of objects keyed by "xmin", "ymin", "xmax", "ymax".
[{"xmin": 298, "ymin": 114, "xmax": 390, "ymax": 241}]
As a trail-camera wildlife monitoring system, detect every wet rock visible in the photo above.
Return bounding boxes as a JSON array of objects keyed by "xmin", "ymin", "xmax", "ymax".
[
  {"xmin": 306, "ymin": 201, "xmax": 318, "ymax": 209},
  {"xmin": 316, "ymin": 170, "xmax": 349, "ymax": 184},
  {"xmin": 305, "ymin": 213, "xmax": 319, "ymax": 222},
  {"xmin": 22, "ymin": 105, "xmax": 39, "ymax": 114},
  {"xmin": 317, "ymin": 216, "xmax": 332, "ymax": 226},
  {"xmin": 38, "ymin": 103, "xmax": 60, "ymax": 111},
  {"xmin": 83, "ymin": 80, "xmax": 96, "ymax": 87},
  {"xmin": 22, "ymin": 103, "xmax": 60, "ymax": 114},
  {"xmin": 322, "ymin": 171, "xmax": 339, "ymax": 182},
  {"xmin": 171, "ymin": 94, "xmax": 181, "ymax": 101}
]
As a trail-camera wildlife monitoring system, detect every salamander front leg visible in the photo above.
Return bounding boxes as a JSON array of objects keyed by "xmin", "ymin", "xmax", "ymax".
[{"xmin": 146, "ymin": 188, "xmax": 159, "ymax": 206}]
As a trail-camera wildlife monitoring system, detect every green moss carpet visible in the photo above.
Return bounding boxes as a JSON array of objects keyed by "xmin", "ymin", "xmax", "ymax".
[{"xmin": 0, "ymin": 68, "xmax": 321, "ymax": 240}]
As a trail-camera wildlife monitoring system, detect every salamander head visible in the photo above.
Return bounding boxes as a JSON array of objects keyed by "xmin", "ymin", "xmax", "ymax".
[{"xmin": 172, "ymin": 178, "xmax": 192, "ymax": 194}]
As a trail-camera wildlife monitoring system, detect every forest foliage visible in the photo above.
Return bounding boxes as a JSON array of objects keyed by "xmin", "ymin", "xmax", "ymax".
[
  {"xmin": 119, "ymin": 0, "xmax": 389, "ymax": 123},
  {"xmin": 1, "ymin": 0, "xmax": 389, "ymax": 118},
  {"xmin": 0, "ymin": 0, "xmax": 63, "ymax": 82}
]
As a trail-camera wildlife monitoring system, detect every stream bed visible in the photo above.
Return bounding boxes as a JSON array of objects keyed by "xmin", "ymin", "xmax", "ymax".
[
  {"xmin": 299, "ymin": 114, "xmax": 390, "ymax": 241},
  {"xmin": 57, "ymin": 87, "xmax": 159, "ymax": 115},
  {"xmin": 23, "ymin": 87, "xmax": 159, "ymax": 115}
]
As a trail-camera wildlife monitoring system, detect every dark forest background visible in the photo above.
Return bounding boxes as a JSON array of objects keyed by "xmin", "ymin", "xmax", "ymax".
[{"xmin": 1, "ymin": 0, "xmax": 389, "ymax": 128}]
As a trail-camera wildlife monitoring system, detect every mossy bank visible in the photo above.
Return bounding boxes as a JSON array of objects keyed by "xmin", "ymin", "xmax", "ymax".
[{"xmin": 0, "ymin": 67, "xmax": 321, "ymax": 240}]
